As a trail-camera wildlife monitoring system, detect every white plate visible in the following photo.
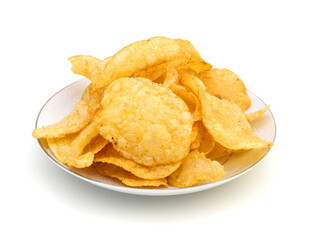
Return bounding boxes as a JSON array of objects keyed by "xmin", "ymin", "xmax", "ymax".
[{"xmin": 35, "ymin": 78, "xmax": 276, "ymax": 196}]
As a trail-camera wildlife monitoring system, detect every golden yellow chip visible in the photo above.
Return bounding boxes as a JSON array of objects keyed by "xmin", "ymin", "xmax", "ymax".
[
  {"xmin": 187, "ymin": 61, "xmax": 212, "ymax": 74},
  {"xmin": 191, "ymin": 122, "xmax": 215, "ymax": 155},
  {"xmin": 163, "ymin": 65, "xmax": 179, "ymax": 87},
  {"xmin": 206, "ymin": 143, "xmax": 233, "ymax": 160},
  {"xmin": 133, "ymin": 62, "xmax": 168, "ymax": 82},
  {"xmin": 80, "ymin": 84, "xmax": 105, "ymax": 116},
  {"xmin": 96, "ymin": 163, "xmax": 168, "ymax": 188},
  {"xmin": 175, "ymin": 39, "xmax": 204, "ymax": 62},
  {"xmin": 47, "ymin": 120, "xmax": 107, "ymax": 168},
  {"xmin": 99, "ymin": 77, "xmax": 193, "ymax": 166},
  {"xmin": 32, "ymin": 100, "xmax": 91, "ymax": 139},
  {"xmin": 83, "ymin": 135, "xmax": 108, "ymax": 155},
  {"xmin": 245, "ymin": 106, "xmax": 270, "ymax": 122},
  {"xmin": 47, "ymin": 133, "xmax": 96, "ymax": 168},
  {"xmin": 94, "ymin": 144, "xmax": 182, "ymax": 179},
  {"xmin": 168, "ymin": 150, "xmax": 226, "ymax": 188},
  {"xmin": 169, "ymin": 83, "xmax": 201, "ymax": 121},
  {"xmin": 181, "ymin": 74, "xmax": 272, "ymax": 150},
  {"xmin": 68, "ymin": 55, "xmax": 101, "ymax": 79},
  {"xmin": 90, "ymin": 37, "xmax": 205, "ymax": 89},
  {"xmin": 190, "ymin": 123, "xmax": 200, "ymax": 149},
  {"xmin": 199, "ymin": 68, "xmax": 251, "ymax": 111}
]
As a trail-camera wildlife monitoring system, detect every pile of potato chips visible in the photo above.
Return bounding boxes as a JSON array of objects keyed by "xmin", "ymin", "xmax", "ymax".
[{"xmin": 33, "ymin": 37, "xmax": 272, "ymax": 188}]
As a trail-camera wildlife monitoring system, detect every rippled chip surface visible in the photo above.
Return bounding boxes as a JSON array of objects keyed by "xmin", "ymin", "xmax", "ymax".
[
  {"xmin": 32, "ymin": 100, "xmax": 91, "ymax": 139},
  {"xmin": 245, "ymin": 106, "xmax": 270, "ymax": 122},
  {"xmin": 99, "ymin": 77, "xmax": 193, "ymax": 166},
  {"xmin": 90, "ymin": 37, "xmax": 204, "ymax": 89},
  {"xmin": 169, "ymin": 84, "xmax": 201, "ymax": 121},
  {"xmin": 96, "ymin": 163, "xmax": 168, "ymax": 188},
  {"xmin": 47, "ymin": 120, "xmax": 107, "ymax": 168},
  {"xmin": 199, "ymin": 68, "xmax": 251, "ymax": 111},
  {"xmin": 168, "ymin": 150, "xmax": 226, "ymax": 188},
  {"xmin": 181, "ymin": 74, "xmax": 272, "ymax": 150},
  {"xmin": 68, "ymin": 55, "xmax": 101, "ymax": 79},
  {"xmin": 190, "ymin": 122, "xmax": 215, "ymax": 155},
  {"xmin": 94, "ymin": 145, "xmax": 182, "ymax": 179},
  {"xmin": 206, "ymin": 143, "xmax": 233, "ymax": 160}
]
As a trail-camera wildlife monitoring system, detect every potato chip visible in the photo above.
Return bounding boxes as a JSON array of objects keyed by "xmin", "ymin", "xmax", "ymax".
[
  {"xmin": 163, "ymin": 65, "xmax": 179, "ymax": 87},
  {"xmin": 47, "ymin": 133, "xmax": 96, "ymax": 168},
  {"xmin": 83, "ymin": 135, "xmax": 108, "ymax": 155},
  {"xmin": 47, "ymin": 119, "xmax": 107, "ymax": 168},
  {"xmin": 94, "ymin": 144, "xmax": 182, "ymax": 179},
  {"xmin": 168, "ymin": 150, "xmax": 226, "ymax": 188},
  {"xmin": 181, "ymin": 74, "xmax": 272, "ymax": 150},
  {"xmin": 245, "ymin": 106, "xmax": 270, "ymax": 122},
  {"xmin": 70, "ymin": 120, "xmax": 101, "ymax": 155},
  {"xmin": 199, "ymin": 68, "xmax": 251, "ymax": 111},
  {"xmin": 96, "ymin": 163, "xmax": 168, "ymax": 188},
  {"xmin": 98, "ymin": 77, "xmax": 193, "ymax": 166},
  {"xmin": 175, "ymin": 39, "xmax": 204, "ymax": 62},
  {"xmin": 169, "ymin": 83, "xmax": 201, "ymax": 121},
  {"xmin": 191, "ymin": 122, "xmax": 215, "ymax": 155},
  {"xmin": 32, "ymin": 100, "xmax": 91, "ymax": 139},
  {"xmin": 190, "ymin": 123, "xmax": 200, "ymax": 149},
  {"xmin": 133, "ymin": 62, "xmax": 169, "ymax": 82},
  {"xmin": 80, "ymin": 84, "xmax": 105, "ymax": 116},
  {"xmin": 90, "ymin": 37, "xmax": 205, "ymax": 89},
  {"xmin": 187, "ymin": 61, "xmax": 212, "ymax": 74},
  {"xmin": 176, "ymin": 61, "xmax": 212, "ymax": 76},
  {"xmin": 68, "ymin": 55, "xmax": 101, "ymax": 79},
  {"xmin": 132, "ymin": 63, "xmax": 179, "ymax": 87},
  {"xmin": 206, "ymin": 143, "xmax": 233, "ymax": 160}
]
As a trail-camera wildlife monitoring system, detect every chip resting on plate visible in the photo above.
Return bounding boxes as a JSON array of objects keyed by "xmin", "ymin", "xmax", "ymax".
[
  {"xmin": 181, "ymin": 74, "xmax": 273, "ymax": 150},
  {"xmin": 168, "ymin": 150, "xmax": 226, "ymax": 188},
  {"xmin": 94, "ymin": 144, "xmax": 182, "ymax": 179},
  {"xmin": 95, "ymin": 163, "xmax": 168, "ymax": 188},
  {"xmin": 98, "ymin": 77, "xmax": 193, "ymax": 166},
  {"xmin": 199, "ymin": 68, "xmax": 251, "ymax": 111},
  {"xmin": 32, "ymin": 100, "xmax": 91, "ymax": 139}
]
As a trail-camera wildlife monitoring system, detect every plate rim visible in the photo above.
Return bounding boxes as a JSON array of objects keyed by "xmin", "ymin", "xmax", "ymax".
[{"xmin": 35, "ymin": 79, "xmax": 277, "ymax": 196}]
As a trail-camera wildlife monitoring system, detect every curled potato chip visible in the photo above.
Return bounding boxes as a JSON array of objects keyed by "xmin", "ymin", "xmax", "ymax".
[
  {"xmin": 133, "ymin": 63, "xmax": 179, "ymax": 87},
  {"xmin": 96, "ymin": 163, "xmax": 168, "ymax": 188},
  {"xmin": 181, "ymin": 74, "xmax": 272, "ymax": 150},
  {"xmin": 175, "ymin": 39, "xmax": 203, "ymax": 62},
  {"xmin": 199, "ymin": 68, "xmax": 251, "ymax": 111},
  {"xmin": 94, "ymin": 145, "xmax": 182, "ymax": 179},
  {"xmin": 191, "ymin": 122, "xmax": 215, "ymax": 155},
  {"xmin": 177, "ymin": 61, "xmax": 212, "ymax": 76},
  {"xmin": 190, "ymin": 123, "xmax": 200, "ymax": 149},
  {"xmin": 81, "ymin": 84, "xmax": 105, "ymax": 116},
  {"xmin": 76, "ymin": 57, "xmax": 111, "ymax": 115},
  {"xmin": 206, "ymin": 142, "xmax": 233, "ymax": 160},
  {"xmin": 133, "ymin": 63, "xmax": 169, "ymax": 82},
  {"xmin": 168, "ymin": 150, "xmax": 226, "ymax": 188},
  {"xmin": 90, "ymin": 37, "xmax": 204, "ymax": 89},
  {"xmin": 169, "ymin": 83, "xmax": 201, "ymax": 121},
  {"xmin": 98, "ymin": 77, "xmax": 193, "ymax": 166},
  {"xmin": 245, "ymin": 106, "xmax": 270, "ymax": 122},
  {"xmin": 187, "ymin": 61, "xmax": 212, "ymax": 74},
  {"xmin": 47, "ymin": 120, "xmax": 107, "ymax": 168},
  {"xmin": 163, "ymin": 65, "xmax": 179, "ymax": 87},
  {"xmin": 32, "ymin": 100, "xmax": 91, "ymax": 139},
  {"xmin": 83, "ymin": 135, "xmax": 108, "ymax": 155},
  {"xmin": 68, "ymin": 55, "xmax": 101, "ymax": 79}
]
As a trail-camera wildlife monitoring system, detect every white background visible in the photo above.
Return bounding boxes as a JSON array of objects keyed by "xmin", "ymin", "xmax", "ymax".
[{"xmin": 1, "ymin": 0, "xmax": 308, "ymax": 239}]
